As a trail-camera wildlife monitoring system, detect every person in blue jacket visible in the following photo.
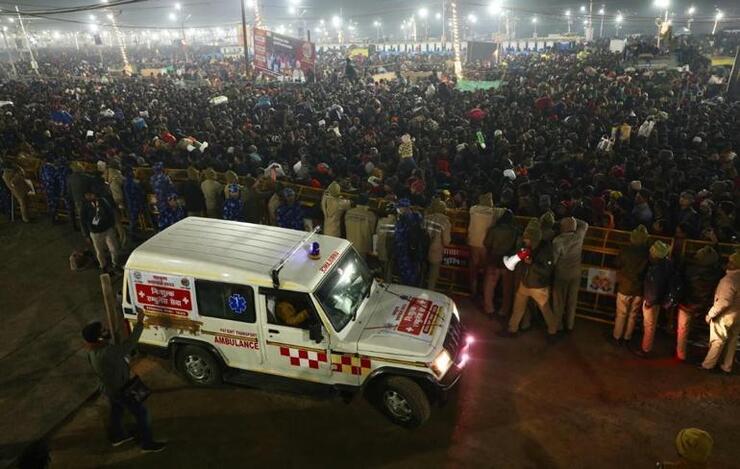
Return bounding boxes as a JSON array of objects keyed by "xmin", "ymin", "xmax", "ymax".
[
  {"xmin": 276, "ymin": 188, "xmax": 304, "ymax": 231},
  {"xmin": 158, "ymin": 193, "xmax": 185, "ymax": 231},
  {"xmin": 223, "ymin": 183, "xmax": 244, "ymax": 221},
  {"xmin": 394, "ymin": 198, "xmax": 424, "ymax": 287}
]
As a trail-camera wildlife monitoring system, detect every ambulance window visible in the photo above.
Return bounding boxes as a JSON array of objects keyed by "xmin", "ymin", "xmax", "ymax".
[
  {"xmin": 195, "ymin": 281, "xmax": 256, "ymax": 323},
  {"xmin": 264, "ymin": 291, "xmax": 316, "ymax": 330}
]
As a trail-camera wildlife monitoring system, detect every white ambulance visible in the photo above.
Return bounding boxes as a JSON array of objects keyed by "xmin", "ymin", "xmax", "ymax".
[{"xmin": 122, "ymin": 217, "xmax": 471, "ymax": 427}]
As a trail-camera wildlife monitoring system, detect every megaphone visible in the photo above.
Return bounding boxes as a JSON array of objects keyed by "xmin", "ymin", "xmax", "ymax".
[{"xmin": 503, "ymin": 248, "xmax": 532, "ymax": 271}]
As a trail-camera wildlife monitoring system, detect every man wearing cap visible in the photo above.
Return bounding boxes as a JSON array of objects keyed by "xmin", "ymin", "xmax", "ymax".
[
  {"xmin": 321, "ymin": 181, "xmax": 351, "ymax": 238},
  {"xmin": 82, "ymin": 307, "xmax": 166, "ymax": 452},
  {"xmin": 157, "ymin": 194, "xmax": 186, "ymax": 231},
  {"xmin": 700, "ymin": 249, "xmax": 740, "ymax": 374},
  {"xmin": 200, "ymin": 168, "xmax": 224, "ymax": 219},
  {"xmin": 223, "ymin": 184, "xmax": 245, "ymax": 222},
  {"xmin": 394, "ymin": 199, "xmax": 424, "ymax": 287},
  {"xmin": 424, "ymin": 198, "xmax": 452, "ymax": 290},
  {"xmin": 483, "ymin": 209, "xmax": 519, "ymax": 320},
  {"xmin": 344, "ymin": 193, "xmax": 378, "ymax": 259},
  {"xmin": 612, "ymin": 225, "xmax": 650, "ymax": 344},
  {"xmin": 80, "ymin": 187, "xmax": 121, "ymax": 273},
  {"xmin": 635, "ymin": 240, "xmax": 675, "ymax": 358},
  {"xmin": 551, "ymin": 216, "xmax": 589, "ymax": 332},
  {"xmin": 676, "ymin": 247, "xmax": 723, "ymax": 362},
  {"xmin": 467, "ymin": 193, "xmax": 504, "ymax": 297},
  {"xmin": 502, "ymin": 219, "xmax": 559, "ymax": 340},
  {"xmin": 276, "ymin": 188, "xmax": 305, "ymax": 231},
  {"xmin": 375, "ymin": 204, "xmax": 397, "ymax": 282},
  {"xmin": 658, "ymin": 428, "xmax": 713, "ymax": 468}
]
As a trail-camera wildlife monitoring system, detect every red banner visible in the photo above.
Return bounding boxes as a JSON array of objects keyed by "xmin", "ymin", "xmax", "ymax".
[
  {"xmin": 396, "ymin": 298, "xmax": 434, "ymax": 336},
  {"xmin": 135, "ymin": 284, "xmax": 193, "ymax": 313},
  {"xmin": 253, "ymin": 28, "xmax": 315, "ymax": 79}
]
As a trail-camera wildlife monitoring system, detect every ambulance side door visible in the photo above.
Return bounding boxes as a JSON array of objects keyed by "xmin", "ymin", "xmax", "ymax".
[
  {"xmin": 194, "ymin": 280, "xmax": 263, "ymax": 371},
  {"xmin": 258, "ymin": 288, "xmax": 331, "ymax": 381}
]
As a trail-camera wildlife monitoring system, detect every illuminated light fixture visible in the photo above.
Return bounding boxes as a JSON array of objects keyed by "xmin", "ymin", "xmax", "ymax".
[
  {"xmin": 418, "ymin": 7, "xmax": 428, "ymax": 18},
  {"xmin": 654, "ymin": 0, "xmax": 669, "ymax": 9},
  {"xmin": 431, "ymin": 350, "xmax": 452, "ymax": 377},
  {"xmin": 169, "ymin": 12, "xmax": 177, "ymax": 21},
  {"xmin": 174, "ymin": 2, "xmax": 182, "ymax": 10},
  {"xmin": 309, "ymin": 242, "xmax": 321, "ymax": 259},
  {"xmin": 488, "ymin": 1, "xmax": 502, "ymax": 16}
]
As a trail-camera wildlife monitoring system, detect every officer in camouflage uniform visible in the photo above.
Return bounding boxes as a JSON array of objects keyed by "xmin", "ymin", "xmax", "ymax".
[
  {"xmin": 56, "ymin": 157, "xmax": 74, "ymax": 228},
  {"xmin": 223, "ymin": 183, "xmax": 245, "ymax": 221},
  {"xmin": 394, "ymin": 198, "xmax": 423, "ymax": 287},
  {"xmin": 158, "ymin": 193, "xmax": 186, "ymax": 231},
  {"xmin": 39, "ymin": 157, "xmax": 61, "ymax": 222},
  {"xmin": 123, "ymin": 167, "xmax": 146, "ymax": 235},
  {"xmin": 276, "ymin": 188, "xmax": 304, "ymax": 231},
  {"xmin": 149, "ymin": 162, "xmax": 175, "ymax": 213}
]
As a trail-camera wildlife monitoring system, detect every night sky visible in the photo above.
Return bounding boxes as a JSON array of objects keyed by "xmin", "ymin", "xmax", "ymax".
[{"xmin": 0, "ymin": 0, "xmax": 736, "ymax": 38}]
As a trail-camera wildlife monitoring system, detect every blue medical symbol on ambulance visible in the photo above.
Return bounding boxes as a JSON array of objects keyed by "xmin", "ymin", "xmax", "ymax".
[{"xmin": 228, "ymin": 294, "xmax": 247, "ymax": 315}]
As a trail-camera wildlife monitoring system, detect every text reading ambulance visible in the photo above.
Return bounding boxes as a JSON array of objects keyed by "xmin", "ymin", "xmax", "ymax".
[{"xmin": 122, "ymin": 217, "xmax": 471, "ymax": 427}]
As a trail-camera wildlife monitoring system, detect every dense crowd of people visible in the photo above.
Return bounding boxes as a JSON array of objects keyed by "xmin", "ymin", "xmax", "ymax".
[{"xmin": 1, "ymin": 36, "xmax": 738, "ymax": 375}]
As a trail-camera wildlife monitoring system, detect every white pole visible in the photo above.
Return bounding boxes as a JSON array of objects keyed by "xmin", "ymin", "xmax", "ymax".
[{"xmin": 15, "ymin": 5, "xmax": 38, "ymax": 75}]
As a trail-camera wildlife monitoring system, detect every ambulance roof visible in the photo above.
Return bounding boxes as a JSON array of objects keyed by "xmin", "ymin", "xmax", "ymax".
[{"xmin": 126, "ymin": 217, "xmax": 352, "ymax": 292}]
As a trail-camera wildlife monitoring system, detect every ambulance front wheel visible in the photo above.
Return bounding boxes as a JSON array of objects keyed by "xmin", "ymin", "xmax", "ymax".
[
  {"xmin": 379, "ymin": 376, "xmax": 431, "ymax": 428},
  {"xmin": 177, "ymin": 345, "xmax": 222, "ymax": 386}
]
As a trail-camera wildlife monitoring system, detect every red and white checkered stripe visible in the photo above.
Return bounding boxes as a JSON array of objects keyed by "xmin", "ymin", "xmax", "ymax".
[{"xmin": 279, "ymin": 346, "xmax": 328, "ymax": 369}]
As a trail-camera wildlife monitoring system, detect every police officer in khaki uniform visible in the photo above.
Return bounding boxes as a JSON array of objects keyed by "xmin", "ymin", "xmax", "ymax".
[
  {"xmin": 321, "ymin": 181, "xmax": 351, "ymax": 237},
  {"xmin": 551, "ymin": 216, "xmax": 589, "ymax": 332},
  {"xmin": 425, "ymin": 198, "xmax": 451, "ymax": 290},
  {"xmin": 467, "ymin": 193, "xmax": 504, "ymax": 296},
  {"xmin": 2, "ymin": 160, "xmax": 31, "ymax": 223},
  {"xmin": 501, "ymin": 218, "xmax": 558, "ymax": 341},
  {"xmin": 200, "ymin": 168, "xmax": 224, "ymax": 218},
  {"xmin": 344, "ymin": 193, "xmax": 377, "ymax": 259}
]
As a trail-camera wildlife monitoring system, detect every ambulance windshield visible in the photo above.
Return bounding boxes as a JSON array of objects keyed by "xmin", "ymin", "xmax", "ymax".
[{"xmin": 315, "ymin": 249, "xmax": 373, "ymax": 332}]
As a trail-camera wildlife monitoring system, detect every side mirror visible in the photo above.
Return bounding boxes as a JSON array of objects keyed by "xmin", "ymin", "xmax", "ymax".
[{"xmin": 309, "ymin": 323, "xmax": 324, "ymax": 344}]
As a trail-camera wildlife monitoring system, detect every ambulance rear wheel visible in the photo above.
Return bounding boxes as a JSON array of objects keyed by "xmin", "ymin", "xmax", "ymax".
[
  {"xmin": 379, "ymin": 376, "xmax": 431, "ymax": 428},
  {"xmin": 177, "ymin": 346, "xmax": 222, "ymax": 386}
]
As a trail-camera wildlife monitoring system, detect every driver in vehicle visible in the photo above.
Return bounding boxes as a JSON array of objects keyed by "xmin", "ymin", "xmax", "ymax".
[{"xmin": 277, "ymin": 300, "xmax": 310, "ymax": 327}]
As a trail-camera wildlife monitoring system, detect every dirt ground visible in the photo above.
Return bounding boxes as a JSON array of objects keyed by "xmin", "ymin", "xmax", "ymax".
[
  {"xmin": 2, "ymin": 218, "xmax": 737, "ymax": 469},
  {"xmin": 48, "ymin": 299, "xmax": 740, "ymax": 469}
]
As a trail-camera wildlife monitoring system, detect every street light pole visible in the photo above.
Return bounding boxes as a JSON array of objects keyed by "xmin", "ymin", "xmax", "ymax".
[
  {"xmin": 598, "ymin": 6, "xmax": 605, "ymax": 38},
  {"xmin": 15, "ymin": 5, "xmax": 38, "ymax": 75},
  {"xmin": 712, "ymin": 10, "xmax": 723, "ymax": 35},
  {"xmin": 240, "ymin": 0, "xmax": 250, "ymax": 76},
  {"xmin": 441, "ymin": 0, "xmax": 446, "ymax": 43}
]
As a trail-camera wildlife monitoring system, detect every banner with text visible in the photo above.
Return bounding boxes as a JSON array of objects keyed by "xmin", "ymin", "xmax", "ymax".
[{"xmin": 253, "ymin": 28, "xmax": 315, "ymax": 79}]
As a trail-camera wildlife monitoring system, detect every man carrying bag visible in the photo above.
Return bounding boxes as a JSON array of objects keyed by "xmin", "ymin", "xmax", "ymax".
[{"xmin": 82, "ymin": 307, "xmax": 166, "ymax": 453}]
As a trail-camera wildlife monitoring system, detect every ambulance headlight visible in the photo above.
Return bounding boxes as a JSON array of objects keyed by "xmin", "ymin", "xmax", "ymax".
[{"xmin": 431, "ymin": 350, "xmax": 452, "ymax": 378}]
